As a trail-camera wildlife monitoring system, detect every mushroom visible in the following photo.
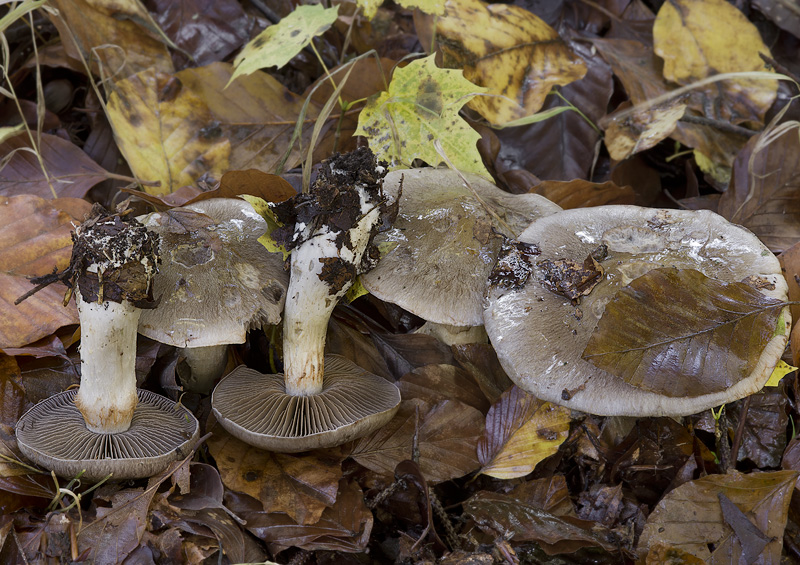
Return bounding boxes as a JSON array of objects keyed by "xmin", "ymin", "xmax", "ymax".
[
  {"xmin": 483, "ymin": 205, "xmax": 790, "ymax": 417},
  {"xmin": 360, "ymin": 168, "xmax": 561, "ymax": 345},
  {"xmin": 137, "ymin": 198, "xmax": 289, "ymax": 393},
  {"xmin": 212, "ymin": 148, "xmax": 401, "ymax": 452},
  {"xmin": 15, "ymin": 207, "xmax": 199, "ymax": 480}
]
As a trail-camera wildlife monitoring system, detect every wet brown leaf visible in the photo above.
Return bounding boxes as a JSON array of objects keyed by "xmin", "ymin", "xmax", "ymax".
[
  {"xmin": 718, "ymin": 119, "xmax": 800, "ymax": 253},
  {"xmin": 151, "ymin": 0, "xmax": 252, "ymax": 67},
  {"xmin": 48, "ymin": 0, "xmax": 174, "ymax": 76},
  {"xmin": 728, "ymin": 388, "xmax": 788, "ymax": 468},
  {"xmin": 0, "ymin": 356, "xmax": 23, "ymax": 428},
  {"xmin": 397, "ymin": 364, "xmax": 489, "ymax": 412},
  {"xmin": 530, "ymin": 179, "xmax": 635, "ymax": 209},
  {"xmin": 478, "ymin": 387, "xmax": 570, "ymax": 480},
  {"xmin": 583, "ymin": 268, "xmax": 785, "ymax": 397},
  {"xmin": 351, "ymin": 398, "xmax": 483, "ymax": 483},
  {"xmin": 206, "ymin": 417, "xmax": 345, "ymax": 525},
  {"xmin": 240, "ymin": 478, "xmax": 373, "ymax": 554},
  {"xmin": 371, "ymin": 332, "xmax": 454, "ymax": 380},
  {"xmin": 0, "ymin": 195, "xmax": 90, "ymax": 349},
  {"xmin": 451, "ymin": 343, "xmax": 512, "ymax": 405},
  {"xmin": 421, "ymin": 0, "xmax": 587, "ymax": 125},
  {"xmin": 0, "ymin": 134, "xmax": 111, "ymax": 199},
  {"xmin": 464, "ymin": 490, "xmax": 618, "ymax": 555},
  {"xmin": 509, "ymin": 475, "xmax": 576, "ymax": 517},
  {"xmin": 779, "ymin": 242, "xmax": 800, "ymax": 365},
  {"xmin": 638, "ymin": 470, "xmax": 798, "ymax": 562}
]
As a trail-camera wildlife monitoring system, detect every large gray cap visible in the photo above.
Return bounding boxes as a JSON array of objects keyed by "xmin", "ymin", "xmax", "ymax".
[
  {"xmin": 212, "ymin": 355, "xmax": 401, "ymax": 452},
  {"xmin": 138, "ymin": 198, "xmax": 288, "ymax": 348},
  {"xmin": 16, "ymin": 389, "xmax": 199, "ymax": 481},
  {"xmin": 484, "ymin": 206, "xmax": 789, "ymax": 417},
  {"xmin": 361, "ymin": 168, "xmax": 561, "ymax": 326}
]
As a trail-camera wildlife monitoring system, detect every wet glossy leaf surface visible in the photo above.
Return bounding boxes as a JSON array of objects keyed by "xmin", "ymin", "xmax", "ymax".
[{"xmin": 583, "ymin": 268, "xmax": 785, "ymax": 397}]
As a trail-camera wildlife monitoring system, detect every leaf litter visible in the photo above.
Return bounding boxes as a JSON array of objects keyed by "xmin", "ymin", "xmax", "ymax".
[{"xmin": 2, "ymin": 0, "xmax": 800, "ymax": 563}]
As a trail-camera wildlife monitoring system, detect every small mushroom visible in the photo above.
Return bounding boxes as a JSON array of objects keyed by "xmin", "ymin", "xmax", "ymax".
[
  {"xmin": 137, "ymin": 198, "xmax": 289, "ymax": 393},
  {"xmin": 15, "ymin": 207, "xmax": 199, "ymax": 480},
  {"xmin": 212, "ymin": 148, "xmax": 401, "ymax": 452},
  {"xmin": 361, "ymin": 168, "xmax": 561, "ymax": 344},
  {"xmin": 483, "ymin": 206, "xmax": 790, "ymax": 417}
]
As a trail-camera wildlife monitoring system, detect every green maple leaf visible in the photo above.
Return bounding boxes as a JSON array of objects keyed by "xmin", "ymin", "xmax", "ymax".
[
  {"xmin": 355, "ymin": 55, "xmax": 490, "ymax": 178},
  {"xmin": 228, "ymin": 4, "xmax": 339, "ymax": 85}
]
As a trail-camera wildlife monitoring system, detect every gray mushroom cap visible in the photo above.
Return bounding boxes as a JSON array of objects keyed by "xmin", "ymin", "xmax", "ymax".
[
  {"xmin": 361, "ymin": 168, "xmax": 561, "ymax": 327},
  {"xmin": 211, "ymin": 355, "xmax": 401, "ymax": 452},
  {"xmin": 484, "ymin": 206, "xmax": 789, "ymax": 417},
  {"xmin": 138, "ymin": 198, "xmax": 288, "ymax": 348},
  {"xmin": 16, "ymin": 389, "xmax": 199, "ymax": 481}
]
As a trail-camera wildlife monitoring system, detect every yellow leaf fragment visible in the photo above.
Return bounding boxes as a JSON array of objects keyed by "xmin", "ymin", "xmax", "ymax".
[
  {"xmin": 230, "ymin": 4, "xmax": 339, "ymax": 83},
  {"xmin": 693, "ymin": 149, "xmax": 731, "ymax": 185},
  {"xmin": 653, "ymin": 0, "xmax": 776, "ymax": 124},
  {"xmin": 431, "ymin": 0, "xmax": 586, "ymax": 125},
  {"xmin": 355, "ymin": 55, "xmax": 489, "ymax": 177},
  {"xmin": 240, "ymin": 195, "xmax": 290, "ymax": 261},
  {"xmin": 765, "ymin": 360, "xmax": 797, "ymax": 387},
  {"xmin": 605, "ymin": 99, "xmax": 687, "ymax": 161},
  {"xmin": 359, "ymin": 0, "xmax": 444, "ymax": 20}
]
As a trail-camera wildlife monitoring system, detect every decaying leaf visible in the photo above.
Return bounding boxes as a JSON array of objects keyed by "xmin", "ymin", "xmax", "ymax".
[
  {"xmin": 638, "ymin": 470, "xmax": 798, "ymax": 562},
  {"xmin": 422, "ymin": 0, "xmax": 587, "ymax": 125},
  {"xmin": 108, "ymin": 62, "xmax": 318, "ymax": 194},
  {"xmin": 351, "ymin": 398, "xmax": 483, "ymax": 483},
  {"xmin": 48, "ymin": 0, "xmax": 173, "ymax": 77},
  {"xmin": 537, "ymin": 251, "xmax": 605, "ymax": 303},
  {"xmin": 582, "ymin": 268, "xmax": 786, "ymax": 397},
  {"xmin": 477, "ymin": 386, "xmax": 570, "ymax": 480},
  {"xmin": 0, "ymin": 195, "xmax": 90, "ymax": 349},
  {"xmin": 529, "ymin": 179, "xmax": 635, "ymax": 209},
  {"xmin": 230, "ymin": 4, "xmax": 339, "ymax": 83},
  {"xmin": 718, "ymin": 119, "xmax": 800, "ymax": 253},
  {"xmin": 464, "ymin": 491, "xmax": 618, "ymax": 555},
  {"xmin": 206, "ymin": 417, "xmax": 345, "ymax": 525},
  {"xmin": 358, "ymin": 0, "xmax": 444, "ymax": 20},
  {"xmin": 0, "ymin": 133, "xmax": 111, "ymax": 199},
  {"xmin": 397, "ymin": 364, "xmax": 490, "ymax": 412},
  {"xmin": 355, "ymin": 55, "xmax": 488, "ymax": 177},
  {"xmin": 779, "ymin": 241, "xmax": 800, "ymax": 365},
  {"xmin": 653, "ymin": 0, "xmax": 776, "ymax": 124},
  {"xmin": 604, "ymin": 98, "xmax": 687, "ymax": 161}
]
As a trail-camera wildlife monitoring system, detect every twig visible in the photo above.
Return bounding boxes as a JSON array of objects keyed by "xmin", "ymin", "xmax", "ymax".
[{"xmin": 679, "ymin": 114, "xmax": 756, "ymax": 137}]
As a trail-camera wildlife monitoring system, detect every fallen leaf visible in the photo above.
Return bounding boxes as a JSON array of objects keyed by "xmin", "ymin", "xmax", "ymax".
[
  {"xmin": 638, "ymin": 470, "xmax": 798, "ymax": 562},
  {"xmin": 604, "ymin": 98, "xmax": 687, "ymax": 161},
  {"xmin": 727, "ymin": 388, "xmax": 789, "ymax": 468},
  {"xmin": 370, "ymin": 332, "xmax": 455, "ymax": 380},
  {"xmin": 230, "ymin": 4, "xmax": 339, "ymax": 83},
  {"xmin": 451, "ymin": 343, "xmax": 513, "ymax": 405},
  {"xmin": 359, "ymin": 0, "xmax": 444, "ymax": 20},
  {"xmin": 397, "ymin": 364, "xmax": 489, "ymax": 412},
  {"xmin": 0, "ymin": 356, "xmax": 24, "ymax": 428},
  {"xmin": 582, "ymin": 268, "xmax": 786, "ymax": 397},
  {"xmin": 653, "ymin": 0, "xmax": 776, "ymax": 124},
  {"xmin": 206, "ymin": 417, "xmax": 344, "ymax": 525},
  {"xmin": 478, "ymin": 386, "xmax": 570, "ymax": 480},
  {"xmin": 530, "ymin": 179, "xmax": 635, "ymax": 209},
  {"xmin": 48, "ymin": 0, "xmax": 174, "ymax": 76},
  {"xmin": 0, "ymin": 133, "xmax": 111, "ymax": 199},
  {"xmin": 355, "ymin": 54, "xmax": 489, "ymax": 177},
  {"xmin": 0, "ymin": 195, "xmax": 89, "ymax": 349},
  {"xmin": 239, "ymin": 478, "xmax": 373, "ymax": 554},
  {"xmin": 718, "ymin": 119, "xmax": 800, "ymax": 253},
  {"xmin": 509, "ymin": 475, "xmax": 576, "ymax": 517},
  {"xmin": 351, "ymin": 398, "xmax": 483, "ymax": 483},
  {"xmin": 423, "ymin": 0, "xmax": 587, "ymax": 125},
  {"xmin": 764, "ymin": 360, "xmax": 796, "ymax": 387},
  {"xmin": 464, "ymin": 490, "xmax": 618, "ymax": 555},
  {"xmin": 779, "ymin": 242, "xmax": 800, "ymax": 365}
]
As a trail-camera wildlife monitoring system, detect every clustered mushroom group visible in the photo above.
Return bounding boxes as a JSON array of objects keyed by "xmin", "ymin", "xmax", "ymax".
[{"xmin": 14, "ymin": 147, "xmax": 791, "ymax": 481}]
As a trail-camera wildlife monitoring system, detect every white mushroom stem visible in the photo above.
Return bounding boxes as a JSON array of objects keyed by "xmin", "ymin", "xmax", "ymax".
[
  {"xmin": 74, "ymin": 291, "xmax": 140, "ymax": 434},
  {"xmin": 415, "ymin": 321, "xmax": 488, "ymax": 346},
  {"xmin": 283, "ymin": 189, "xmax": 383, "ymax": 397},
  {"xmin": 180, "ymin": 345, "xmax": 229, "ymax": 394}
]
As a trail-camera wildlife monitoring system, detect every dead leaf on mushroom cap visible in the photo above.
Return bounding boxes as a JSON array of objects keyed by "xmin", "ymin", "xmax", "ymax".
[
  {"xmin": 423, "ymin": 0, "xmax": 587, "ymax": 125},
  {"xmin": 582, "ymin": 267, "xmax": 786, "ymax": 397}
]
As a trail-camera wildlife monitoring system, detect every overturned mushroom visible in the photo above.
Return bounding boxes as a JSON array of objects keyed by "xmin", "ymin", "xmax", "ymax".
[
  {"xmin": 483, "ymin": 206, "xmax": 790, "ymax": 417},
  {"xmin": 15, "ymin": 207, "xmax": 199, "ymax": 480},
  {"xmin": 361, "ymin": 168, "xmax": 561, "ymax": 344},
  {"xmin": 212, "ymin": 148, "xmax": 401, "ymax": 452},
  {"xmin": 137, "ymin": 198, "xmax": 288, "ymax": 393}
]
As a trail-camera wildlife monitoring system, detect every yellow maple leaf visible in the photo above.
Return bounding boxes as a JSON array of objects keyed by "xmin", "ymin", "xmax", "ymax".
[{"xmin": 355, "ymin": 55, "xmax": 489, "ymax": 177}]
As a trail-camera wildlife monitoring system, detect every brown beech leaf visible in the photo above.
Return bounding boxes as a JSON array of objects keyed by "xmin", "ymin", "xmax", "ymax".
[
  {"xmin": 452, "ymin": 343, "xmax": 513, "ymax": 405},
  {"xmin": 509, "ymin": 475, "xmax": 576, "ymax": 517},
  {"xmin": 206, "ymin": 417, "xmax": 345, "ymax": 525},
  {"xmin": 529, "ymin": 179, "xmax": 635, "ymax": 209},
  {"xmin": 0, "ymin": 195, "xmax": 90, "ymax": 349},
  {"xmin": 0, "ymin": 134, "xmax": 111, "ymax": 199},
  {"xmin": 0, "ymin": 356, "xmax": 24, "ymax": 428},
  {"xmin": 779, "ymin": 242, "xmax": 800, "ymax": 365},
  {"xmin": 718, "ymin": 120, "xmax": 800, "ymax": 253},
  {"xmin": 421, "ymin": 0, "xmax": 587, "ymax": 125},
  {"xmin": 582, "ymin": 268, "xmax": 785, "ymax": 397},
  {"xmin": 478, "ymin": 387, "xmax": 570, "ymax": 479},
  {"xmin": 397, "ymin": 364, "xmax": 490, "ymax": 412},
  {"xmin": 464, "ymin": 491, "xmax": 618, "ymax": 555},
  {"xmin": 351, "ymin": 398, "xmax": 483, "ymax": 483},
  {"xmin": 638, "ymin": 470, "xmax": 798, "ymax": 562},
  {"xmin": 240, "ymin": 478, "xmax": 373, "ymax": 554}
]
